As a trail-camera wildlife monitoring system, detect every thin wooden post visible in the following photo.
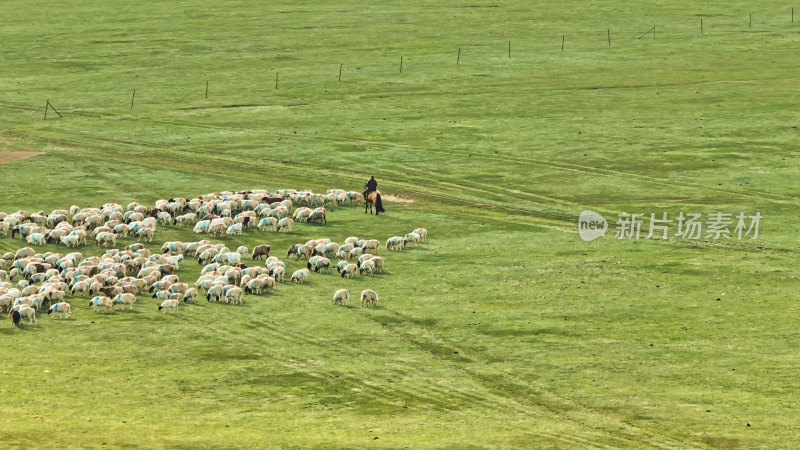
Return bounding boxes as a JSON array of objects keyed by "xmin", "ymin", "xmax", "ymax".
[
  {"xmin": 47, "ymin": 100, "xmax": 64, "ymax": 119},
  {"xmin": 701, "ymin": 19, "xmax": 703, "ymax": 34},
  {"xmin": 275, "ymin": 71, "xmax": 278, "ymax": 90},
  {"xmin": 44, "ymin": 99, "xmax": 48, "ymax": 120},
  {"xmin": 205, "ymin": 81, "xmax": 208, "ymax": 99},
  {"xmin": 338, "ymin": 64, "xmax": 342, "ymax": 81},
  {"xmin": 508, "ymin": 40, "xmax": 511, "ymax": 58},
  {"xmin": 130, "ymin": 89, "xmax": 135, "ymax": 109},
  {"xmin": 457, "ymin": 47, "xmax": 461, "ymax": 65},
  {"xmin": 750, "ymin": 13, "xmax": 752, "ymax": 28},
  {"xmin": 400, "ymin": 56, "xmax": 403, "ymax": 73},
  {"xmin": 46, "ymin": 100, "xmax": 62, "ymax": 118},
  {"xmin": 607, "ymin": 29, "xmax": 611, "ymax": 46},
  {"xmin": 561, "ymin": 35, "xmax": 565, "ymax": 51}
]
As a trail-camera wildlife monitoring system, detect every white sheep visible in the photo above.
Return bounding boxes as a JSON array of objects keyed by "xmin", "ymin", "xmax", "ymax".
[
  {"xmin": 113, "ymin": 293, "xmax": 137, "ymax": 310},
  {"xmin": 340, "ymin": 263, "xmax": 357, "ymax": 279},
  {"xmin": 349, "ymin": 247, "xmax": 364, "ymax": 260},
  {"xmin": 386, "ymin": 236, "xmax": 405, "ymax": 251},
  {"xmin": 290, "ymin": 268, "xmax": 310, "ymax": 284},
  {"xmin": 158, "ymin": 299, "xmax": 179, "ymax": 313},
  {"xmin": 307, "ymin": 256, "xmax": 330, "ymax": 273},
  {"xmin": 367, "ymin": 256, "xmax": 385, "ymax": 273},
  {"xmin": 226, "ymin": 223, "xmax": 243, "ymax": 236},
  {"xmin": 333, "ymin": 289, "xmax": 349, "ymax": 305},
  {"xmin": 16, "ymin": 305, "xmax": 37, "ymax": 324},
  {"xmin": 360, "ymin": 289, "xmax": 378, "ymax": 307},
  {"xmin": 48, "ymin": 302, "xmax": 71, "ymax": 319},
  {"xmin": 412, "ymin": 227, "xmax": 428, "ymax": 242},
  {"xmin": 359, "ymin": 259, "xmax": 376, "ymax": 276},
  {"xmin": 26, "ymin": 233, "xmax": 46, "ymax": 246},
  {"xmin": 225, "ymin": 286, "xmax": 244, "ymax": 304},
  {"xmin": 271, "ymin": 265, "xmax": 285, "ymax": 283},
  {"xmin": 277, "ymin": 217, "xmax": 293, "ymax": 232},
  {"xmin": 404, "ymin": 232, "xmax": 421, "ymax": 247},
  {"xmin": 89, "ymin": 296, "xmax": 114, "ymax": 312}
]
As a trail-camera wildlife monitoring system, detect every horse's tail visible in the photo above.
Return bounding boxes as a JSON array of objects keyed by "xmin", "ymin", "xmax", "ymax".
[{"xmin": 375, "ymin": 193, "xmax": 385, "ymax": 213}]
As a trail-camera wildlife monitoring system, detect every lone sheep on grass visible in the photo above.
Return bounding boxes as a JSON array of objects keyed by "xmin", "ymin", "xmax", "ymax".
[
  {"xmin": 333, "ymin": 289, "xmax": 349, "ymax": 305},
  {"xmin": 360, "ymin": 289, "xmax": 378, "ymax": 307}
]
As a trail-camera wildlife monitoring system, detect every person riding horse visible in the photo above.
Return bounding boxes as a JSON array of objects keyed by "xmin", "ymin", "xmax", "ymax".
[{"xmin": 363, "ymin": 175, "xmax": 377, "ymax": 199}]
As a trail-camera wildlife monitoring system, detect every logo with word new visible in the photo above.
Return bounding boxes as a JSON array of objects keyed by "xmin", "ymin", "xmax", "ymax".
[{"xmin": 578, "ymin": 210, "xmax": 608, "ymax": 241}]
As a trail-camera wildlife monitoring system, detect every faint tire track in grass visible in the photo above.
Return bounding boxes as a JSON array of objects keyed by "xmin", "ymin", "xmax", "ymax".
[{"xmin": 364, "ymin": 308, "xmax": 698, "ymax": 449}]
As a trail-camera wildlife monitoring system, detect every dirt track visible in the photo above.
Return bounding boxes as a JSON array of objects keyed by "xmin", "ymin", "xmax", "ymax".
[
  {"xmin": 383, "ymin": 194, "xmax": 415, "ymax": 203},
  {"xmin": 0, "ymin": 151, "xmax": 43, "ymax": 164}
]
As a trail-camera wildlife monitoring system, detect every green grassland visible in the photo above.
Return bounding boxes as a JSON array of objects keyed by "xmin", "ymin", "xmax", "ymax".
[{"xmin": 1, "ymin": 0, "xmax": 799, "ymax": 447}]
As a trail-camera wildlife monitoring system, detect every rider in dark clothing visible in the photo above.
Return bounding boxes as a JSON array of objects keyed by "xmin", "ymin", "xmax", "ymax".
[{"xmin": 363, "ymin": 175, "xmax": 377, "ymax": 198}]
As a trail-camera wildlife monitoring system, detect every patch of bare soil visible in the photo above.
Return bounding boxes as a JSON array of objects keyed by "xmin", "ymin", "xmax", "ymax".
[
  {"xmin": 383, "ymin": 194, "xmax": 415, "ymax": 203},
  {"xmin": 0, "ymin": 152, "xmax": 43, "ymax": 164}
]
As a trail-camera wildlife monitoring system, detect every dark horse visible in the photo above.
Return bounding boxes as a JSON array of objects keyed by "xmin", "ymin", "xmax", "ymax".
[{"xmin": 365, "ymin": 191, "xmax": 385, "ymax": 215}]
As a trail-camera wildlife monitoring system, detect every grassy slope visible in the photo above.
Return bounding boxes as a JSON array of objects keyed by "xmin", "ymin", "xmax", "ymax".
[{"xmin": 1, "ymin": 0, "xmax": 799, "ymax": 447}]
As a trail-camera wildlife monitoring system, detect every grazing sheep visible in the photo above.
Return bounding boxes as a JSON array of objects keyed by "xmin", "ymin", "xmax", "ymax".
[
  {"xmin": 367, "ymin": 256, "xmax": 385, "ymax": 273},
  {"xmin": 276, "ymin": 217, "xmax": 293, "ymax": 232},
  {"xmin": 271, "ymin": 265, "xmax": 285, "ymax": 283},
  {"xmin": 296, "ymin": 244, "xmax": 314, "ymax": 260},
  {"xmin": 48, "ymin": 302, "xmax": 72, "ymax": 319},
  {"xmin": 225, "ymin": 223, "xmax": 243, "ymax": 236},
  {"xmin": 358, "ymin": 239, "xmax": 380, "ymax": 253},
  {"xmin": 244, "ymin": 278, "xmax": 264, "ymax": 295},
  {"xmin": 404, "ymin": 232, "xmax": 421, "ymax": 247},
  {"xmin": 360, "ymin": 289, "xmax": 378, "ymax": 307},
  {"xmin": 89, "ymin": 296, "xmax": 114, "ymax": 312},
  {"xmin": 193, "ymin": 220, "xmax": 211, "ymax": 234},
  {"xmin": 257, "ymin": 217, "xmax": 278, "ymax": 231},
  {"xmin": 60, "ymin": 234, "xmax": 82, "ymax": 247},
  {"xmin": 292, "ymin": 207, "xmax": 311, "ymax": 223},
  {"xmin": 161, "ymin": 241, "xmax": 183, "ymax": 254},
  {"xmin": 10, "ymin": 309, "xmax": 21, "ymax": 326},
  {"xmin": 359, "ymin": 259, "xmax": 376, "ymax": 276},
  {"xmin": 349, "ymin": 247, "xmax": 364, "ymax": 260},
  {"xmin": 169, "ymin": 282, "xmax": 189, "ymax": 294},
  {"xmin": 71, "ymin": 280, "xmax": 91, "ymax": 296},
  {"xmin": 95, "ymin": 232, "xmax": 118, "ymax": 247},
  {"xmin": 307, "ymin": 208, "xmax": 326, "ymax": 225},
  {"xmin": 252, "ymin": 244, "xmax": 271, "ymax": 261},
  {"xmin": 335, "ymin": 248, "xmax": 349, "ymax": 260},
  {"xmin": 15, "ymin": 247, "xmax": 35, "ymax": 259},
  {"xmin": 0, "ymin": 294, "xmax": 14, "ymax": 312},
  {"xmin": 225, "ymin": 286, "xmax": 244, "ymax": 305},
  {"xmin": 333, "ymin": 289, "xmax": 349, "ymax": 305},
  {"xmin": 157, "ymin": 211, "xmax": 175, "ymax": 226},
  {"xmin": 175, "ymin": 213, "xmax": 197, "ymax": 226},
  {"xmin": 26, "ymin": 233, "xmax": 46, "ymax": 246},
  {"xmin": 412, "ymin": 227, "xmax": 428, "ymax": 242},
  {"xmin": 307, "ymin": 256, "xmax": 331, "ymax": 273},
  {"xmin": 340, "ymin": 263, "xmax": 357, "ymax": 279},
  {"xmin": 207, "ymin": 285, "xmax": 224, "ymax": 302},
  {"xmin": 346, "ymin": 191, "xmax": 363, "ymax": 205},
  {"xmin": 386, "ymin": 236, "xmax": 405, "ymax": 251},
  {"xmin": 14, "ymin": 305, "xmax": 37, "ymax": 324},
  {"xmin": 314, "ymin": 242, "xmax": 340, "ymax": 258},
  {"xmin": 158, "ymin": 299, "xmax": 179, "ymax": 313},
  {"xmin": 183, "ymin": 287, "xmax": 198, "ymax": 303},
  {"xmin": 290, "ymin": 268, "xmax": 310, "ymax": 284},
  {"xmin": 113, "ymin": 293, "xmax": 137, "ymax": 310}
]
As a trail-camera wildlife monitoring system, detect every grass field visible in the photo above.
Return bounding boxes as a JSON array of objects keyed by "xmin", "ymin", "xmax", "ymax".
[{"xmin": 1, "ymin": 0, "xmax": 799, "ymax": 447}]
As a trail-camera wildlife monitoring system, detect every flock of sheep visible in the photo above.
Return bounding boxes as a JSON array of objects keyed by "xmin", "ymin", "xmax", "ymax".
[{"xmin": 0, "ymin": 188, "xmax": 427, "ymax": 326}]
